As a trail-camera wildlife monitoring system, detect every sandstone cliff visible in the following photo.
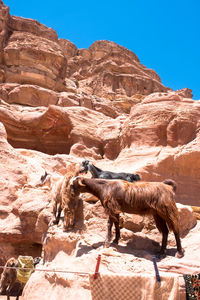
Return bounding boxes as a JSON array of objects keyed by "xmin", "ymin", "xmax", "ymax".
[{"xmin": 0, "ymin": 1, "xmax": 199, "ymax": 299}]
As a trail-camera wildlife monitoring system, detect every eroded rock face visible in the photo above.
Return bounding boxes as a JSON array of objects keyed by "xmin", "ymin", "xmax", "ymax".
[
  {"xmin": 0, "ymin": 83, "xmax": 120, "ymax": 117},
  {"xmin": 1, "ymin": 92, "xmax": 200, "ymax": 205},
  {"xmin": 120, "ymin": 92, "xmax": 200, "ymax": 148},
  {"xmin": 0, "ymin": 3, "xmax": 67, "ymax": 92},
  {"xmin": 0, "ymin": 103, "xmax": 121, "ymax": 158},
  {"xmin": 66, "ymin": 40, "xmax": 170, "ymax": 99},
  {"xmin": 4, "ymin": 31, "xmax": 66, "ymax": 91},
  {"xmin": 0, "ymin": 0, "xmax": 9, "ymax": 51},
  {"xmin": 0, "ymin": 3, "xmax": 171, "ymax": 100},
  {"xmin": 0, "ymin": 121, "xmax": 82, "ymax": 264},
  {"xmin": 8, "ymin": 15, "xmax": 58, "ymax": 41},
  {"xmin": 58, "ymin": 39, "xmax": 77, "ymax": 58},
  {"xmin": 0, "ymin": 1, "xmax": 200, "ymax": 299}
]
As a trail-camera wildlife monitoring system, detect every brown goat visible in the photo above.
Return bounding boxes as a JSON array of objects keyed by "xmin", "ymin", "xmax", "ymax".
[
  {"xmin": 70, "ymin": 177, "xmax": 184, "ymax": 258},
  {"xmin": 0, "ymin": 257, "xmax": 41, "ymax": 300},
  {"xmin": 52, "ymin": 170, "xmax": 81, "ymax": 230}
]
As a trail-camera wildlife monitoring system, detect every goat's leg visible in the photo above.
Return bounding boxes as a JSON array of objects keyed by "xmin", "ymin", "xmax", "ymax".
[
  {"xmin": 52, "ymin": 200, "xmax": 57, "ymax": 216},
  {"xmin": 169, "ymin": 218, "xmax": 184, "ymax": 258},
  {"xmin": 4, "ymin": 286, "xmax": 10, "ymax": 300},
  {"xmin": 113, "ymin": 214, "xmax": 120, "ymax": 244},
  {"xmin": 52, "ymin": 201, "xmax": 58, "ymax": 224},
  {"xmin": 6, "ymin": 293, "xmax": 10, "ymax": 300},
  {"xmin": 174, "ymin": 232, "xmax": 184, "ymax": 258},
  {"xmin": 166, "ymin": 214, "xmax": 184, "ymax": 258},
  {"xmin": 63, "ymin": 208, "xmax": 75, "ymax": 231},
  {"xmin": 153, "ymin": 214, "xmax": 169, "ymax": 258},
  {"xmin": 54, "ymin": 203, "xmax": 62, "ymax": 225},
  {"xmin": 6, "ymin": 283, "xmax": 14, "ymax": 300},
  {"xmin": 63, "ymin": 207, "xmax": 69, "ymax": 231},
  {"xmin": 16, "ymin": 284, "xmax": 24, "ymax": 300},
  {"xmin": 69, "ymin": 209, "xmax": 76, "ymax": 228},
  {"xmin": 104, "ymin": 216, "xmax": 114, "ymax": 247},
  {"xmin": 6, "ymin": 282, "xmax": 14, "ymax": 300}
]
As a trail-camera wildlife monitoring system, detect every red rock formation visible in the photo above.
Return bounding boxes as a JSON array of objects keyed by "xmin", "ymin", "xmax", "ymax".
[
  {"xmin": 0, "ymin": 1, "xmax": 199, "ymax": 299},
  {"xmin": 65, "ymin": 40, "xmax": 170, "ymax": 99}
]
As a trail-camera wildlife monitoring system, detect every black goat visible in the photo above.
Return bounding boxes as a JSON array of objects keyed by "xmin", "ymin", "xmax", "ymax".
[{"xmin": 79, "ymin": 160, "xmax": 141, "ymax": 182}]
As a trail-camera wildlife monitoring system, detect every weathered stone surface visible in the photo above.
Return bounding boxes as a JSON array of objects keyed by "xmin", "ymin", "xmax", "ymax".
[
  {"xmin": 0, "ymin": 83, "xmax": 121, "ymax": 116},
  {"xmin": 1, "ymin": 92, "xmax": 200, "ymax": 204},
  {"xmin": 3, "ymin": 31, "xmax": 66, "ymax": 91},
  {"xmin": 69, "ymin": 143, "xmax": 102, "ymax": 160},
  {"xmin": 8, "ymin": 15, "xmax": 58, "ymax": 42},
  {"xmin": 0, "ymin": 2, "xmax": 200, "ymax": 299},
  {"xmin": 66, "ymin": 40, "xmax": 170, "ymax": 100},
  {"xmin": 7, "ymin": 84, "xmax": 59, "ymax": 106},
  {"xmin": 0, "ymin": 0, "xmax": 9, "ymax": 50},
  {"xmin": 120, "ymin": 92, "xmax": 200, "ymax": 148},
  {"xmin": 0, "ymin": 102, "xmax": 120, "ymax": 157},
  {"xmin": 0, "ymin": 121, "xmax": 81, "ymax": 261},
  {"xmin": 58, "ymin": 39, "xmax": 77, "ymax": 58}
]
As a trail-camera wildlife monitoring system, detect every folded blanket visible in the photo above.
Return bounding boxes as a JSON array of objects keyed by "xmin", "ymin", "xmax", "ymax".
[
  {"xmin": 183, "ymin": 273, "xmax": 200, "ymax": 300},
  {"xmin": 89, "ymin": 273, "xmax": 179, "ymax": 300}
]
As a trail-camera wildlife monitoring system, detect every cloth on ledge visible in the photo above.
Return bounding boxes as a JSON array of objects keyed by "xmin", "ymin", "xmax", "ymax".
[
  {"xmin": 89, "ymin": 272, "xmax": 179, "ymax": 300},
  {"xmin": 183, "ymin": 273, "xmax": 200, "ymax": 300},
  {"xmin": 17, "ymin": 256, "xmax": 34, "ymax": 284}
]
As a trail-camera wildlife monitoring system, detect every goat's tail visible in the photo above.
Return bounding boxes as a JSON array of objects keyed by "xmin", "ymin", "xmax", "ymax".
[{"xmin": 163, "ymin": 179, "xmax": 177, "ymax": 192}]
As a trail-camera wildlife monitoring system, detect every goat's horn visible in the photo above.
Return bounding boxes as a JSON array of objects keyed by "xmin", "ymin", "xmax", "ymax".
[
  {"xmin": 69, "ymin": 176, "xmax": 80, "ymax": 186},
  {"xmin": 77, "ymin": 177, "xmax": 86, "ymax": 186},
  {"xmin": 69, "ymin": 176, "xmax": 86, "ymax": 187}
]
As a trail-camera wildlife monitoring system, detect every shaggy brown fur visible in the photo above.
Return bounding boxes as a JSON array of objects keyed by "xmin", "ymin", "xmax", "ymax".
[
  {"xmin": 0, "ymin": 257, "xmax": 40, "ymax": 300},
  {"xmin": 0, "ymin": 258, "xmax": 21, "ymax": 300},
  {"xmin": 52, "ymin": 170, "xmax": 81, "ymax": 231},
  {"xmin": 70, "ymin": 177, "xmax": 184, "ymax": 258}
]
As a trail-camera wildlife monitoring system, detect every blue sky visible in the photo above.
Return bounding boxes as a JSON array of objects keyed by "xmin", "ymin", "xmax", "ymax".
[{"xmin": 4, "ymin": 0, "xmax": 200, "ymax": 99}]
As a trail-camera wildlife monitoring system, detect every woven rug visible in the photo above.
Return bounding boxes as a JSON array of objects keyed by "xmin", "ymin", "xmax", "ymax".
[
  {"xmin": 183, "ymin": 274, "xmax": 200, "ymax": 300},
  {"xmin": 89, "ymin": 273, "xmax": 179, "ymax": 300}
]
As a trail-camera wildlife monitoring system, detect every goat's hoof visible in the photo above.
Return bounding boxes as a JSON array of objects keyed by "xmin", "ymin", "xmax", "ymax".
[
  {"xmin": 48, "ymin": 219, "xmax": 56, "ymax": 227},
  {"xmin": 157, "ymin": 251, "xmax": 166, "ymax": 260},
  {"xmin": 103, "ymin": 241, "xmax": 111, "ymax": 248},
  {"xmin": 112, "ymin": 239, "xmax": 119, "ymax": 245},
  {"xmin": 63, "ymin": 226, "xmax": 72, "ymax": 232},
  {"xmin": 52, "ymin": 220, "xmax": 58, "ymax": 225},
  {"xmin": 175, "ymin": 249, "xmax": 185, "ymax": 258}
]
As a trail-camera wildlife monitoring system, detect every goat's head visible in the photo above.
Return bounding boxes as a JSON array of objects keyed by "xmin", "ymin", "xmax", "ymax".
[
  {"xmin": 33, "ymin": 257, "xmax": 41, "ymax": 267},
  {"xmin": 79, "ymin": 160, "xmax": 90, "ymax": 174},
  {"xmin": 131, "ymin": 173, "xmax": 141, "ymax": 182},
  {"xmin": 69, "ymin": 176, "xmax": 86, "ymax": 194}
]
